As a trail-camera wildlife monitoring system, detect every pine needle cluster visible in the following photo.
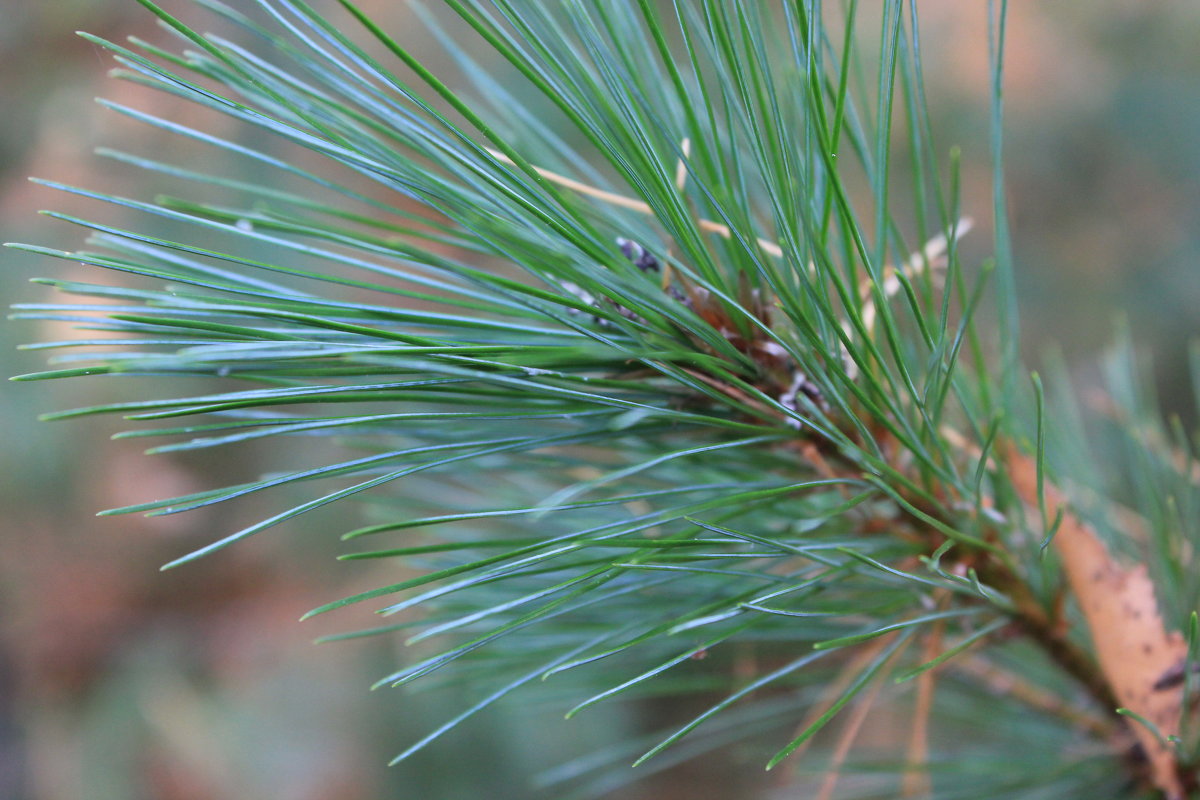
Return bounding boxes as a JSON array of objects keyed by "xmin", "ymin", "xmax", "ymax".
[{"xmin": 10, "ymin": 1, "xmax": 1200, "ymax": 797}]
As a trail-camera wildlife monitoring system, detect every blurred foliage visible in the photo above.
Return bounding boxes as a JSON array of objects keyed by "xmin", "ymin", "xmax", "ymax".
[{"xmin": 1, "ymin": 1, "xmax": 1197, "ymax": 799}]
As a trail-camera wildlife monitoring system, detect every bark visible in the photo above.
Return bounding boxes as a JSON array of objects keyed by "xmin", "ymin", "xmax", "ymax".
[{"xmin": 1007, "ymin": 448, "xmax": 1188, "ymax": 799}]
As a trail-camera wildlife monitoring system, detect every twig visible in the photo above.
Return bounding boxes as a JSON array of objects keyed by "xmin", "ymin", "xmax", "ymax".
[
  {"xmin": 860, "ymin": 218, "xmax": 973, "ymax": 337},
  {"xmin": 489, "ymin": 147, "xmax": 1176, "ymax": 794},
  {"xmin": 680, "ymin": 366, "xmax": 781, "ymax": 420},
  {"xmin": 486, "ymin": 146, "xmax": 974, "ymax": 305},
  {"xmin": 1006, "ymin": 446, "xmax": 1188, "ymax": 799},
  {"xmin": 814, "ymin": 667, "xmax": 891, "ymax": 800},
  {"xmin": 773, "ymin": 636, "xmax": 894, "ymax": 790},
  {"xmin": 484, "ymin": 147, "xmax": 785, "ymax": 257},
  {"xmin": 903, "ymin": 606, "xmax": 945, "ymax": 797}
]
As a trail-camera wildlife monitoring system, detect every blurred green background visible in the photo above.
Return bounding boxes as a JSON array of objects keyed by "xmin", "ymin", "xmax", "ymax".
[{"xmin": 1, "ymin": 2, "xmax": 1197, "ymax": 798}]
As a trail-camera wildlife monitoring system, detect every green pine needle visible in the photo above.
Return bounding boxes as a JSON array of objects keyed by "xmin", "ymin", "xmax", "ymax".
[{"xmin": 12, "ymin": 1, "xmax": 1200, "ymax": 797}]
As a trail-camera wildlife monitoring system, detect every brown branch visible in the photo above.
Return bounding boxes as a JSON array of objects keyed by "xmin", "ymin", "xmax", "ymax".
[
  {"xmin": 495, "ymin": 148, "xmax": 1189, "ymax": 794},
  {"xmin": 815, "ymin": 667, "xmax": 892, "ymax": 800},
  {"xmin": 1005, "ymin": 446, "xmax": 1188, "ymax": 799},
  {"xmin": 993, "ymin": 569, "xmax": 1120, "ymax": 713}
]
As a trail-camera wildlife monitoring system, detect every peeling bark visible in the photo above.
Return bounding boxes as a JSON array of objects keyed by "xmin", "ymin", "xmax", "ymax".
[{"xmin": 1007, "ymin": 449, "xmax": 1187, "ymax": 798}]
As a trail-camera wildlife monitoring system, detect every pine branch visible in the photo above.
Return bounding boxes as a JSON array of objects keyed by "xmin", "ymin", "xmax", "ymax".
[
  {"xmin": 1007, "ymin": 446, "xmax": 1190, "ymax": 798},
  {"xmin": 9, "ymin": 1, "xmax": 1200, "ymax": 797}
]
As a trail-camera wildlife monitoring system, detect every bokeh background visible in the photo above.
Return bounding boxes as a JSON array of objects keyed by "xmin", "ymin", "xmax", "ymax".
[{"xmin": 1, "ymin": 2, "xmax": 1197, "ymax": 798}]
